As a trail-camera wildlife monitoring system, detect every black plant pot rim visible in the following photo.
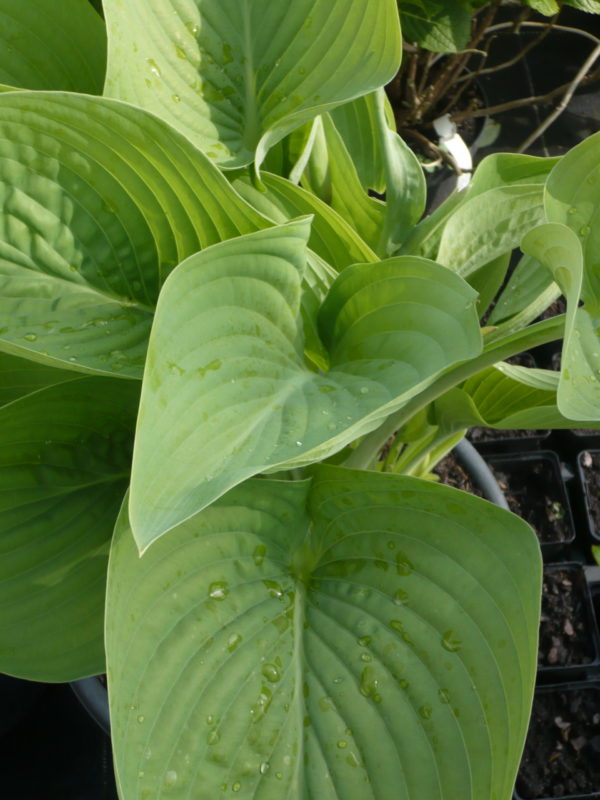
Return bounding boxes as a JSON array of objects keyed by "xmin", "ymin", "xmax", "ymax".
[{"xmin": 71, "ymin": 439, "xmax": 508, "ymax": 734}]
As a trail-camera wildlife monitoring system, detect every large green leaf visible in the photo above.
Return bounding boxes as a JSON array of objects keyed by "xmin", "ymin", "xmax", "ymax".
[
  {"xmin": 0, "ymin": 0, "xmax": 106, "ymax": 93},
  {"xmin": 521, "ymin": 222, "xmax": 600, "ymax": 420},
  {"xmin": 0, "ymin": 91, "xmax": 268, "ymax": 378},
  {"xmin": 107, "ymin": 466, "xmax": 540, "ymax": 800},
  {"xmin": 233, "ymin": 172, "xmax": 377, "ymax": 269},
  {"xmin": 0, "ymin": 377, "xmax": 138, "ymax": 681},
  {"xmin": 103, "ymin": 0, "xmax": 402, "ymax": 170},
  {"xmin": 0, "ymin": 351, "xmax": 76, "ymax": 407},
  {"xmin": 436, "ymin": 185, "xmax": 546, "ymax": 278},
  {"xmin": 433, "ymin": 363, "xmax": 600, "ymax": 432},
  {"xmin": 302, "ymin": 115, "xmax": 386, "ymax": 256},
  {"xmin": 399, "ymin": 0, "xmax": 471, "ymax": 53},
  {"xmin": 304, "ymin": 90, "xmax": 426, "ymax": 256},
  {"xmin": 130, "ymin": 220, "xmax": 481, "ymax": 550},
  {"xmin": 487, "ymin": 253, "xmax": 559, "ymax": 328}
]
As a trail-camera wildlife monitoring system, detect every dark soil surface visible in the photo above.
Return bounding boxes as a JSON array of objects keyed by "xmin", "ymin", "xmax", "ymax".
[
  {"xmin": 580, "ymin": 450, "xmax": 600, "ymax": 539},
  {"xmin": 538, "ymin": 568, "xmax": 595, "ymax": 668},
  {"xmin": 516, "ymin": 687, "xmax": 600, "ymax": 799},
  {"xmin": 468, "ymin": 426, "xmax": 549, "ymax": 443},
  {"xmin": 487, "ymin": 457, "xmax": 573, "ymax": 545},
  {"xmin": 432, "ymin": 453, "xmax": 485, "ymax": 498}
]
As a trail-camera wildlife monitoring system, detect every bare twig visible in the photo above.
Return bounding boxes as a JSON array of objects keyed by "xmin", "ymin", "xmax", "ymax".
[
  {"xmin": 450, "ymin": 63, "xmax": 600, "ymax": 122},
  {"xmin": 517, "ymin": 42, "xmax": 600, "ymax": 153},
  {"xmin": 455, "ymin": 20, "xmax": 556, "ymax": 83},
  {"xmin": 483, "ymin": 20, "xmax": 600, "ymax": 46}
]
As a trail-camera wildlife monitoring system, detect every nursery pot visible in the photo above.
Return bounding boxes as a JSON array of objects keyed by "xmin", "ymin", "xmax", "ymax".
[
  {"xmin": 537, "ymin": 563, "xmax": 600, "ymax": 684},
  {"xmin": 484, "ymin": 451, "xmax": 576, "ymax": 559},
  {"xmin": 577, "ymin": 450, "xmax": 600, "ymax": 546},
  {"xmin": 514, "ymin": 681, "xmax": 600, "ymax": 800}
]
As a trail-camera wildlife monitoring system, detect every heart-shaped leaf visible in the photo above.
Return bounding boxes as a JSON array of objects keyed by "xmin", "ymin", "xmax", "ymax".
[
  {"xmin": 0, "ymin": 0, "xmax": 106, "ymax": 93},
  {"xmin": 107, "ymin": 465, "xmax": 540, "ymax": 800},
  {"xmin": 130, "ymin": 220, "xmax": 482, "ymax": 550},
  {"xmin": 103, "ymin": 0, "xmax": 402, "ymax": 169},
  {"xmin": 0, "ymin": 377, "xmax": 138, "ymax": 681},
  {"xmin": 0, "ymin": 91, "xmax": 267, "ymax": 377}
]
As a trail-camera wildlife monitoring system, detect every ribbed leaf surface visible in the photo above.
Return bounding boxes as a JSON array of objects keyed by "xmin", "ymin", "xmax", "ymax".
[
  {"xmin": 129, "ymin": 221, "xmax": 482, "ymax": 549},
  {"xmin": 107, "ymin": 466, "xmax": 540, "ymax": 800},
  {"xmin": 0, "ymin": 377, "xmax": 138, "ymax": 681},
  {"xmin": 0, "ymin": 92, "xmax": 267, "ymax": 377},
  {"xmin": 0, "ymin": 0, "xmax": 106, "ymax": 93},
  {"xmin": 103, "ymin": 0, "xmax": 402, "ymax": 168}
]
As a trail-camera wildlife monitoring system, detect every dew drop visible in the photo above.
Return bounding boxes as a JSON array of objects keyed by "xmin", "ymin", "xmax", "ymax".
[
  {"xmin": 147, "ymin": 59, "xmax": 161, "ymax": 78},
  {"xmin": 172, "ymin": 94, "xmax": 181, "ymax": 103},
  {"xmin": 261, "ymin": 663, "xmax": 281, "ymax": 683},
  {"xmin": 441, "ymin": 630, "xmax": 462, "ymax": 652},
  {"xmin": 579, "ymin": 225, "xmax": 591, "ymax": 237},
  {"xmin": 337, "ymin": 740, "xmax": 347, "ymax": 749},
  {"xmin": 137, "ymin": 715, "xmax": 145, "ymax": 723},
  {"xmin": 259, "ymin": 761, "xmax": 270, "ymax": 775},
  {"xmin": 393, "ymin": 588, "xmax": 409, "ymax": 606},
  {"xmin": 359, "ymin": 386, "xmax": 369, "ymax": 394},
  {"xmin": 232, "ymin": 782, "xmax": 241, "ymax": 792},
  {"xmin": 208, "ymin": 580, "xmax": 229, "ymax": 600},
  {"xmin": 164, "ymin": 770, "xmax": 177, "ymax": 787},
  {"xmin": 438, "ymin": 688, "xmax": 451, "ymax": 704},
  {"xmin": 419, "ymin": 704, "xmax": 433, "ymax": 720},
  {"xmin": 346, "ymin": 752, "xmax": 360, "ymax": 768},
  {"xmin": 357, "ymin": 635, "xmax": 371, "ymax": 647},
  {"xmin": 227, "ymin": 633, "xmax": 242, "ymax": 652},
  {"xmin": 568, "ymin": 206, "xmax": 578, "ymax": 216},
  {"xmin": 253, "ymin": 544, "xmax": 266, "ymax": 566},
  {"xmin": 360, "ymin": 653, "xmax": 372, "ymax": 663},
  {"xmin": 186, "ymin": 21, "xmax": 200, "ymax": 36},
  {"xmin": 395, "ymin": 551, "xmax": 413, "ymax": 576},
  {"xmin": 175, "ymin": 45, "xmax": 187, "ymax": 59},
  {"xmin": 23, "ymin": 332, "xmax": 38, "ymax": 342},
  {"xmin": 207, "ymin": 729, "xmax": 220, "ymax": 745},
  {"xmin": 206, "ymin": 715, "xmax": 214, "ymax": 725},
  {"xmin": 295, "ymin": 440, "xmax": 303, "ymax": 446}
]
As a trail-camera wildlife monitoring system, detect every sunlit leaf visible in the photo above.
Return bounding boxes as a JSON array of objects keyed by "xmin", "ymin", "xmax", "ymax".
[
  {"xmin": 108, "ymin": 466, "xmax": 540, "ymax": 800},
  {"xmin": 103, "ymin": 0, "xmax": 402, "ymax": 169},
  {"xmin": 130, "ymin": 220, "xmax": 482, "ymax": 550},
  {"xmin": 0, "ymin": 91, "xmax": 267, "ymax": 377}
]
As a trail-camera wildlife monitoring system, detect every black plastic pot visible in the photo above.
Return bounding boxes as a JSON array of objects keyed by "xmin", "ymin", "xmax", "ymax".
[
  {"xmin": 0, "ymin": 682, "xmax": 117, "ymax": 799},
  {"xmin": 514, "ymin": 681, "xmax": 600, "ymax": 800},
  {"xmin": 577, "ymin": 450, "xmax": 600, "ymax": 546},
  {"xmin": 537, "ymin": 564, "xmax": 600, "ymax": 684},
  {"xmin": 485, "ymin": 452, "xmax": 576, "ymax": 559}
]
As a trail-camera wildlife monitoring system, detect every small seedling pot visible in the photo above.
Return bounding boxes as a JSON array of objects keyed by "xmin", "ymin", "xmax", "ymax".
[
  {"xmin": 537, "ymin": 564, "xmax": 600, "ymax": 685},
  {"xmin": 485, "ymin": 452, "xmax": 576, "ymax": 559},
  {"xmin": 514, "ymin": 681, "xmax": 600, "ymax": 800},
  {"xmin": 577, "ymin": 451, "xmax": 600, "ymax": 546}
]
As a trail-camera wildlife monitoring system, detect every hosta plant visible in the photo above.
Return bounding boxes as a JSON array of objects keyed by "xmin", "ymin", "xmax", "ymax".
[{"xmin": 1, "ymin": 1, "xmax": 600, "ymax": 799}]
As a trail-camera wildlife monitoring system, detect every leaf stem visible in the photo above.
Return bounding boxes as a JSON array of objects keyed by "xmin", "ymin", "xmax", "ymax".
[{"xmin": 343, "ymin": 316, "xmax": 564, "ymax": 470}]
